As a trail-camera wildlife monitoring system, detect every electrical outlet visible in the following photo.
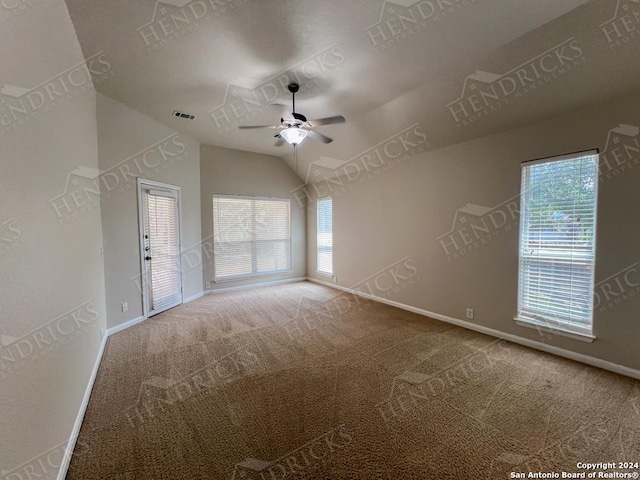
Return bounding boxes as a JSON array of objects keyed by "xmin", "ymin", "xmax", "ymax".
[
  {"xmin": 205, "ymin": 282, "xmax": 211, "ymax": 289},
  {"xmin": 122, "ymin": 302, "xmax": 128, "ymax": 313},
  {"xmin": 466, "ymin": 308, "xmax": 474, "ymax": 320},
  {"xmin": 333, "ymin": 275, "xmax": 337, "ymax": 284}
]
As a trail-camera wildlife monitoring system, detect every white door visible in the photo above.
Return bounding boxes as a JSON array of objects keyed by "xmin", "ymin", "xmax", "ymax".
[{"xmin": 139, "ymin": 181, "xmax": 183, "ymax": 317}]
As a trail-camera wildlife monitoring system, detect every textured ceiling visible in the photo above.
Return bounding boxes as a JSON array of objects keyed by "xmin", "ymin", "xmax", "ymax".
[{"xmin": 64, "ymin": 0, "xmax": 640, "ymax": 181}]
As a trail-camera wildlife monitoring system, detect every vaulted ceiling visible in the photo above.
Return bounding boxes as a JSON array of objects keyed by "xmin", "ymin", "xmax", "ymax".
[{"xmin": 64, "ymin": 0, "xmax": 640, "ymax": 180}]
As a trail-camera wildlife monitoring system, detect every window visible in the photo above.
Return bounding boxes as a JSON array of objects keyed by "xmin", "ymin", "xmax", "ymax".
[
  {"xmin": 516, "ymin": 150, "xmax": 598, "ymax": 338},
  {"xmin": 212, "ymin": 195, "xmax": 291, "ymax": 281},
  {"xmin": 317, "ymin": 197, "xmax": 333, "ymax": 275}
]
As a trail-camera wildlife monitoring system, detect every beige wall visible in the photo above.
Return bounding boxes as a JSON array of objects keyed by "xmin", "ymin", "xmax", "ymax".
[
  {"xmin": 307, "ymin": 93, "xmax": 640, "ymax": 371},
  {"xmin": 97, "ymin": 93, "xmax": 202, "ymax": 329},
  {"xmin": 200, "ymin": 145, "xmax": 306, "ymax": 290},
  {"xmin": 0, "ymin": 0, "xmax": 107, "ymax": 475}
]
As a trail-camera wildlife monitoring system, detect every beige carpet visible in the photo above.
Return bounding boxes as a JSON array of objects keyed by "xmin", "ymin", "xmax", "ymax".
[{"xmin": 67, "ymin": 281, "xmax": 640, "ymax": 479}]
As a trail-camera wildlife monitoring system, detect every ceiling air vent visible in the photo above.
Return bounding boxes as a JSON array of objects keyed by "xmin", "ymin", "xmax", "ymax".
[{"xmin": 172, "ymin": 110, "xmax": 196, "ymax": 120}]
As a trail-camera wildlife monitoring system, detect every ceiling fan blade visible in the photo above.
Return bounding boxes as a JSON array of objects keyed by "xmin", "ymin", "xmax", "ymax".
[
  {"xmin": 307, "ymin": 130, "xmax": 333, "ymax": 144},
  {"xmin": 238, "ymin": 125, "xmax": 278, "ymax": 129},
  {"xmin": 307, "ymin": 115, "xmax": 345, "ymax": 127},
  {"xmin": 274, "ymin": 134, "xmax": 285, "ymax": 147}
]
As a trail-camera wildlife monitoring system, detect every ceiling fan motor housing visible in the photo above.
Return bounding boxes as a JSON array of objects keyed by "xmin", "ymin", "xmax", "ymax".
[{"xmin": 292, "ymin": 112, "xmax": 307, "ymax": 122}]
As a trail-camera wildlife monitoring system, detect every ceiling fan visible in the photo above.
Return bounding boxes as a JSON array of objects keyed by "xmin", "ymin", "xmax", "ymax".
[{"xmin": 238, "ymin": 83, "xmax": 345, "ymax": 147}]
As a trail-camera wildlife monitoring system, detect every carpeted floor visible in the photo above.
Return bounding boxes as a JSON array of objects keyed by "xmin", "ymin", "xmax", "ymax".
[{"xmin": 67, "ymin": 281, "xmax": 640, "ymax": 479}]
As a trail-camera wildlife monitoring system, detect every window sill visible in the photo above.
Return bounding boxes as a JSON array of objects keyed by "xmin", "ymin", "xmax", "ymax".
[
  {"xmin": 214, "ymin": 270, "xmax": 292, "ymax": 284},
  {"xmin": 514, "ymin": 317, "xmax": 595, "ymax": 343},
  {"xmin": 315, "ymin": 271, "xmax": 333, "ymax": 278}
]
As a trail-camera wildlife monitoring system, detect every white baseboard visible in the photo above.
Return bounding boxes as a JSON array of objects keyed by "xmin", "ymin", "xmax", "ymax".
[
  {"xmin": 57, "ymin": 330, "xmax": 109, "ymax": 480},
  {"xmin": 106, "ymin": 315, "xmax": 145, "ymax": 337},
  {"xmin": 183, "ymin": 291, "xmax": 204, "ymax": 304},
  {"xmin": 306, "ymin": 277, "xmax": 640, "ymax": 380},
  {"xmin": 204, "ymin": 277, "xmax": 306, "ymax": 295}
]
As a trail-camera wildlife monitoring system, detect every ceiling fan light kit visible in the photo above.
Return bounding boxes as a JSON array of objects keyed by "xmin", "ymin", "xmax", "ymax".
[
  {"xmin": 280, "ymin": 127, "xmax": 308, "ymax": 146},
  {"xmin": 238, "ymin": 83, "xmax": 345, "ymax": 147}
]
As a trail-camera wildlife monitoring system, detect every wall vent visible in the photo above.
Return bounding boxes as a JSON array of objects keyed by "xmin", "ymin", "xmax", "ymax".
[{"xmin": 172, "ymin": 110, "xmax": 196, "ymax": 120}]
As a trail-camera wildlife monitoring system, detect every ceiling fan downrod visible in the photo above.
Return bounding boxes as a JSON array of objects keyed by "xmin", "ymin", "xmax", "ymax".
[{"xmin": 288, "ymin": 83, "xmax": 299, "ymax": 115}]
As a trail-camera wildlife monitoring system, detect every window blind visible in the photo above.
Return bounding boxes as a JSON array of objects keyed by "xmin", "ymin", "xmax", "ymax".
[
  {"xmin": 212, "ymin": 195, "xmax": 291, "ymax": 281},
  {"xmin": 317, "ymin": 197, "xmax": 333, "ymax": 275},
  {"xmin": 517, "ymin": 150, "xmax": 598, "ymax": 335}
]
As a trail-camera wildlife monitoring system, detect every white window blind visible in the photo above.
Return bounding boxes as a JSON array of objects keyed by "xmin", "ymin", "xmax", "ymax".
[
  {"xmin": 517, "ymin": 150, "xmax": 598, "ymax": 336},
  {"xmin": 212, "ymin": 195, "xmax": 291, "ymax": 281},
  {"xmin": 144, "ymin": 189, "xmax": 182, "ymax": 313},
  {"xmin": 317, "ymin": 197, "xmax": 333, "ymax": 275}
]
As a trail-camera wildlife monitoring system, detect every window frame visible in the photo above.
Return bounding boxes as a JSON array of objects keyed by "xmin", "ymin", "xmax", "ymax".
[
  {"xmin": 316, "ymin": 197, "xmax": 333, "ymax": 276},
  {"xmin": 515, "ymin": 149, "xmax": 599, "ymax": 342},
  {"xmin": 212, "ymin": 194, "xmax": 292, "ymax": 282}
]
